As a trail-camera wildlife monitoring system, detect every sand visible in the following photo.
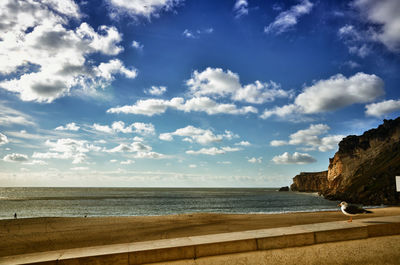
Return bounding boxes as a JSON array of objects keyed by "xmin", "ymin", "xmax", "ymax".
[{"xmin": 1, "ymin": 207, "xmax": 400, "ymax": 257}]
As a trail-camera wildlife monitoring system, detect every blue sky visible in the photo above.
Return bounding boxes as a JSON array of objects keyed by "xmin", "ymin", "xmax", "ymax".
[{"xmin": 0, "ymin": 0, "xmax": 399, "ymax": 187}]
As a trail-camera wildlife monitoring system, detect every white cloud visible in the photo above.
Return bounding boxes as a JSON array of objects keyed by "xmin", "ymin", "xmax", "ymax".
[
  {"xmin": 264, "ymin": 0, "xmax": 314, "ymax": 34},
  {"xmin": 353, "ymin": 0, "xmax": 400, "ymax": 52},
  {"xmin": 160, "ymin": 126, "xmax": 236, "ymax": 145},
  {"xmin": 93, "ymin": 123, "xmax": 114, "ymax": 133},
  {"xmin": 235, "ymin": 141, "xmax": 251, "ymax": 146},
  {"xmin": 32, "ymin": 138, "xmax": 99, "ymax": 164},
  {"xmin": 217, "ymin": 161, "xmax": 232, "ymax": 165},
  {"xmin": 107, "ymin": 96, "xmax": 257, "ymax": 116},
  {"xmin": 183, "ymin": 28, "xmax": 214, "ymax": 39},
  {"xmin": 189, "ymin": 164, "xmax": 197, "ymax": 168},
  {"xmin": 0, "ymin": 1, "xmax": 135, "ymax": 103},
  {"xmin": 107, "ymin": 0, "xmax": 181, "ymax": 18},
  {"xmin": 260, "ymin": 104, "xmax": 299, "ymax": 120},
  {"xmin": 95, "ymin": 59, "xmax": 137, "ymax": 81},
  {"xmin": 106, "ymin": 141, "xmax": 165, "ymax": 159},
  {"xmin": 3, "ymin": 153, "xmax": 29, "ymax": 163},
  {"xmin": 133, "ymin": 136, "xmax": 144, "ymax": 142},
  {"xmin": 270, "ymin": 140, "xmax": 287, "ymax": 146},
  {"xmin": 132, "ymin": 122, "xmax": 156, "ymax": 135},
  {"xmin": 261, "ymin": 72, "xmax": 384, "ymax": 119},
  {"xmin": 144, "ymin": 86, "xmax": 167, "ymax": 96},
  {"xmin": 365, "ymin": 99, "xmax": 400, "ymax": 117},
  {"xmin": 186, "ymin": 68, "xmax": 291, "ymax": 104},
  {"xmin": 93, "ymin": 121, "xmax": 155, "ymax": 135},
  {"xmin": 186, "ymin": 146, "xmax": 241, "ymax": 156},
  {"xmin": 248, "ymin": 157, "xmax": 262, "ymax": 163},
  {"xmin": 0, "ymin": 133, "xmax": 9, "ymax": 145},
  {"xmin": 233, "ymin": 0, "xmax": 249, "ymax": 18},
  {"xmin": 70, "ymin": 167, "xmax": 89, "ymax": 171},
  {"xmin": 295, "ymin": 73, "xmax": 384, "ymax": 113},
  {"xmin": 272, "ymin": 152, "xmax": 316, "ymax": 164},
  {"xmin": 55, "ymin": 122, "xmax": 80, "ymax": 131},
  {"xmin": 132, "ymin": 40, "xmax": 144, "ymax": 50},
  {"xmin": 270, "ymin": 124, "xmax": 345, "ymax": 152}
]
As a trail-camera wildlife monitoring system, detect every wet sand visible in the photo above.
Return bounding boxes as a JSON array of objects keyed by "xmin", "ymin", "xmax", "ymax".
[{"xmin": 1, "ymin": 207, "xmax": 400, "ymax": 257}]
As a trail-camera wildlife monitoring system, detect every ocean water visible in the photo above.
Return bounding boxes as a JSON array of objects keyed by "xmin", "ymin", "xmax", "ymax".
[{"xmin": 0, "ymin": 187, "xmax": 340, "ymax": 219}]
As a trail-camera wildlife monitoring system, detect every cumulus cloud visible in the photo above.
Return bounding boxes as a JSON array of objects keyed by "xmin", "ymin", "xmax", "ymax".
[
  {"xmin": 93, "ymin": 121, "xmax": 155, "ymax": 135},
  {"xmin": 186, "ymin": 146, "xmax": 241, "ymax": 156},
  {"xmin": 107, "ymin": 96, "xmax": 257, "ymax": 116},
  {"xmin": 0, "ymin": 133, "xmax": 9, "ymax": 145},
  {"xmin": 0, "ymin": 0, "xmax": 135, "ymax": 103},
  {"xmin": 144, "ymin": 86, "xmax": 167, "ymax": 96},
  {"xmin": 365, "ymin": 99, "xmax": 400, "ymax": 117},
  {"xmin": 132, "ymin": 122, "xmax": 156, "ymax": 135},
  {"xmin": 264, "ymin": 0, "xmax": 314, "ymax": 34},
  {"xmin": 95, "ymin": 59, "xmax": 137, "ymax": 81},
  {"xmin": 235, "ymin": 141, "xmax": 251, "ymax": 146},
  {"xmin": 93, "ymin": 123, "xmax": 114, "ymax": 133},
  {"xmin": 272, "ymin": 152, "xmax": 316, "ymax": 164},
  {"xmin": 3, "ymin": 153, "xmax": 29, "ymax": 163},
  {"xmin": 32, "ymin": 138, "xmax": 100, "ymax": 164},
  {"xmin": 248, "ymin": 157, "xmax": 262, "ymax": 163},
  {"xmin": 55, "ymin": 122, "xmax": 80, "ymax": 131},
  {"xmin": 353, "ymin": 0, "xmax": 400, "ymax": 53},
  {"xmin": 270, "ymin": 124, "xmax": 345, "ymax": 152},
  {"xmin": 106, "ymin": 141, "xmax": 164, "ymax": 159},
  {"xmin": 233, "ymin": 0, "xmax": 249, "ymax": 18},
  {"xmin": 261, "ymin": 72, "xmax": 384, "ymax": 119},
  {"xmin": 186, "ymin": 68, "xmax": 291, "ymax": 104},
  {"xmin": 107, "ymin": 0, "xmax": 181, "ymax": 19},
  {"xmin": 295, "ymin": 73, "xmax": 384, "ymax": 113},
  {"xmin": 160, "ymin": 126, "xmax": 236, "ymax": 145}
]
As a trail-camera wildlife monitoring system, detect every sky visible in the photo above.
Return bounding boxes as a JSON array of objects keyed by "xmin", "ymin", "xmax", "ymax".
[{"xmin": 0, "ymin": 0, "xmax": 400, "ymax": 187}]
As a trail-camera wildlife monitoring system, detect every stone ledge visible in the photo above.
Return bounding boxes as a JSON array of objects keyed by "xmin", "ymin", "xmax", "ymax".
[{"xmin": 1, "ymin": 215, "xmax": 399, "ymax": 265}]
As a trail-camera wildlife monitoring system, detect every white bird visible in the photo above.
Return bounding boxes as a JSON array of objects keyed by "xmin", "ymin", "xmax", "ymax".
[{"xmin": 338, "ymin": 201, "xmax": 372, "ymax": 222}]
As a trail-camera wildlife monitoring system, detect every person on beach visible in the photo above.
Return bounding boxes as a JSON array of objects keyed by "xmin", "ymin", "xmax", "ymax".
[{"xmin": 14, "ymin": 213, "xmax": 17, "ymax": 219}]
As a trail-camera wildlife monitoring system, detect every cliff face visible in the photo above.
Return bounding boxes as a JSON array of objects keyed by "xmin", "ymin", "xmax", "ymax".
[
  {"xmin": 291, "ymin": 117, "xmax": 400, "ymax": 205},
  {"xmin": 291, "ymin": 171, "xmax": 328, "ymax": 192},
  {"xmin": 322, "ymin": 118, "xmax": 400, "ymax": 204}
]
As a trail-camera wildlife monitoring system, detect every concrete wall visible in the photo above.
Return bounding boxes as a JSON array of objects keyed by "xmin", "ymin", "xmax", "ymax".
[{"xmin": 1, "ymin": 216, "xmax": 399, "ymax": 265}]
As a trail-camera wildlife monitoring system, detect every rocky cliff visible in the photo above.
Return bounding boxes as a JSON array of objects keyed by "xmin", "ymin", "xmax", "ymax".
[
  {"xmin": 291, "ymin": 171, "xmax": 328, "ymax": 192},
  {"xmin": 291, "ymin": 117, "xmax": 400, "ymax": 205}
]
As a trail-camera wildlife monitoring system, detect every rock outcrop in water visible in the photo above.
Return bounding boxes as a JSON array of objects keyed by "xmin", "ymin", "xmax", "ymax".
[
  {"xmin": 290, "ymin": 117, "xmax": 400, "ymax": 205},
  {"xmin": 290, "ymin": 171, "xmax": 328, "ymax": 192}
]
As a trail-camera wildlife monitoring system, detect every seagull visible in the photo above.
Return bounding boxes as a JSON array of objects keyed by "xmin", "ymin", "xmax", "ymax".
[{"xmin": 338, "ymin": 201, "xmax": 372, "ymax": 222}]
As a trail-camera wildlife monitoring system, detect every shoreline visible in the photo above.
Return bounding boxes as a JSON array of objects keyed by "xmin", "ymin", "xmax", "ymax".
[
  {"xmin": 2, "ymin": 207, "xmax": 400, "ymax": 258},
  {"xmin": 1, "ymin": 204, "xmax": 393, "ymax": 220}
]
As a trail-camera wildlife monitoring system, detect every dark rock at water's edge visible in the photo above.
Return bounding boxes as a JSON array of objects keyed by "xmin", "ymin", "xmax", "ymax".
[
  {"xmin": 290, "ymin": 117, "xmax": 400, "ymax": 205},
  {"xmin": 278, "ymin": 186, "xmax": 289, "ymax": 192}
]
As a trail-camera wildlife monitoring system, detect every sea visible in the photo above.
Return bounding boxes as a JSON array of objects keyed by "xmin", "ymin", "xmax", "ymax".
[{"xmin": 0, "ymin": 187, "xmax": 340, "ymax": 220}]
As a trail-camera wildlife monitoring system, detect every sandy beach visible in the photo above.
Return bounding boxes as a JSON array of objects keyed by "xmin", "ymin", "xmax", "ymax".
[{"xmin": 1, "ymin": 207, "xmax": 400, "ymax": 258}]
